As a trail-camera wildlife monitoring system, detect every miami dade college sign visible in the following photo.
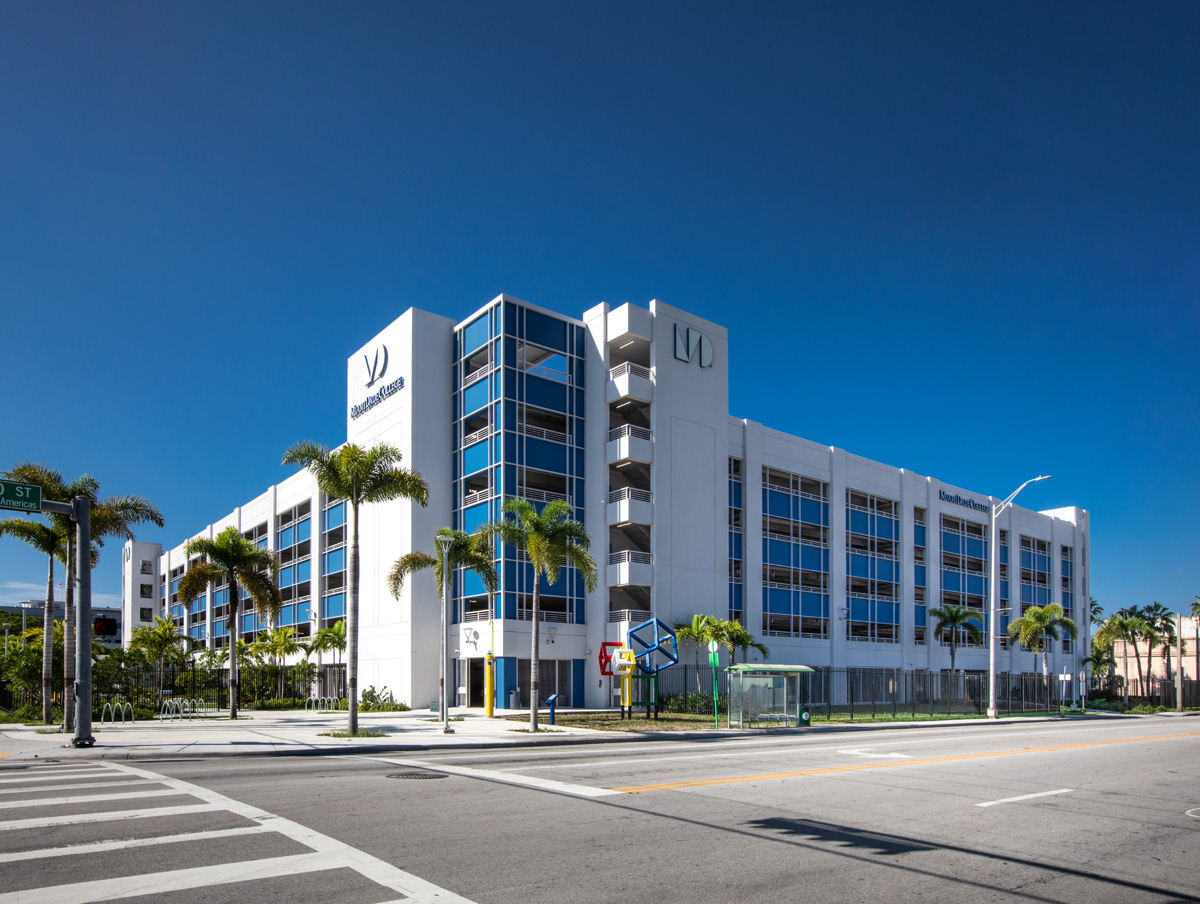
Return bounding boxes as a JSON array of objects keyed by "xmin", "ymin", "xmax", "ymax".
[
  {"xmin": 350, "ymin": 344, "xmax": 404, "ymax": 420},
  {"xmin": 674, "ymin": 324, "xmax": 713, "ymax": 368}
]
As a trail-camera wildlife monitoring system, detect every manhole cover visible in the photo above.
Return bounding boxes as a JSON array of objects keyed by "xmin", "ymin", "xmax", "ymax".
[{"xmin": 386, "ymin": 771, "xmax": 448, "ymax": 780}]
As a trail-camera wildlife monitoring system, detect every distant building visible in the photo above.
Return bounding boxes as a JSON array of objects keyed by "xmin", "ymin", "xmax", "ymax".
[
  {"xmin": 1108, "ymin": 613, "xmax": 1199, "ymax": 694},
  {"xmin": 123, "ymin": 294, "xmax": 1091, "ymax": 708},
  {"xmin": 1, "ymin": 600, "xmax": 122, "ymax": 647}
]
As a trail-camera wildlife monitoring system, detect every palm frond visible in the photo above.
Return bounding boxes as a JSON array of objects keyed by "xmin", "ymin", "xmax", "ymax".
[
  {"xmin": 387, "ymin": 551, "xmax": 438, "ymax": 599},
  {"xmin": 239, "ymin": 568, "xmax": 283, "ymax": 624},
  {"xmin": 177, "ymin": 562, "xmax": 224, "ymax": 604}
]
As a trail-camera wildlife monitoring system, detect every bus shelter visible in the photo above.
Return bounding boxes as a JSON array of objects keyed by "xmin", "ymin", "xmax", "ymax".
[{"xmin": 727, "ymin": 664, "xmax": 814, "ymax": 728}]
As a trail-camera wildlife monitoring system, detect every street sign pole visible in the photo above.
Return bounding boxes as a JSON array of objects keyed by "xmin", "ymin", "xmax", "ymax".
[
  {"xmin": 708, "ymin": 640, "xmax": 720, "ymax": 729},
  {"xmin": 73, "ymin": 496, "xmax": 94, "ymax": 747}
]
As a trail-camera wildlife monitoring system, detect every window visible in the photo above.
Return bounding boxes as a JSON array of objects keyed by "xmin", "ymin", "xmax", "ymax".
[
  {"xmin": 139, "ymin": 583, "xmax": 153, "ymax": 599},
  {"xmin": 140, "ymin": 560, "xmax": 153, "ymax": 575},
  {"xmin": 140, "ymin": 607, "xmax": 153, "ymax": 621}
]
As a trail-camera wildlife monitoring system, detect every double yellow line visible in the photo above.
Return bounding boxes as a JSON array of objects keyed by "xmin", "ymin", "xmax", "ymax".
[{"xmin": 613, "ymin": 731, "xmax": 1200, "ymax": 793}]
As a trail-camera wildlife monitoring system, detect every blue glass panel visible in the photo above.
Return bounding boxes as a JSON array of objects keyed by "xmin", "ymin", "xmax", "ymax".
[
  {"xmin": 324, "ymin": 547, "xmax": 345, "ymax": 574},
  {"xmin": 278, "ymin": 526, "xmax": 294, "ymax": 550},
  {"xmin": 1020, "ymin": 584, "xmax": 1033, "ymax": 603},
  {"xmin": 729, "ymin": 533, "xmax": 743, "ymax": 560},
  {"xmin": 281, "ymin": 605, "xmax": 295, "ymax": 625},
  {"xmin": 729, "ymin": 583, "xmax": 744, "ymax": 610},
  {"xmin": 462, "ymin": 502, "xmax": 489, "ymax": 534},
  {"xmin": 914, "ymin": 606, "xmax": 926, "ymax": 627},
  {"xmin": 297, "ymin": 560, "xmax": 311, "ymax": 583},
  {"xmin": 1001, "ymin": 580, "xmax": 1009, "ymax": 600},
  {"xmin": 525, "ymin": 376, "xmax": 567, "ymax": 412},
  {"xmin": 463, "ymin": 314, "xmax": 489, "ymax": 354},
  {"xmin": 463, "ymin": 569, "xmax": 486, "ymax": 597},
  {"xmin": 877, "ymin": 560, "xmax": 895, "ymax": 583},
  {"xmin": 967, "ymin": 575, "xmax": 985, "ymax": 596},
  {"xmin": 914, "ymin": 525, "xmax": 926, "ymax": 547},
  {"xmin": 849, "ymin": 554, "xmax": 869, "ymax": 578},
  {"xmin": 297, "ymin": 600, "xmax": 310, "ymax": 624},
  {"xmin": 526, "ymin": 438, "xmax": 567, "ymax": 473},
  {"xmin": 1020, "ymin": 550, "xmax": 1033, "ymax": 569},
  {"xmin": 214, "ymin": 589, "xmax": 226, "ymax": 606},
  {"xmin": 768, "ymin": 490, "xmax": 791, "ymax": 518},
  {"xmin": 1062, "ymin": 560, "xmax": 1072, "ymax": 577},
  {"xmin": 325, "ymin": 593, "xmax": 346, "ymax": 618},
  {"xmin": 324, "ymin": 502, "xmax": 344, "ymax": 530},
  {"xmin": 1037, "ymin": 586, "xmax": 1050, "ymax": 606},
  {"xmin": 296, "ymin": 519, "xmax": 311, "ymax": 542},
  {"xmin": 800, "ymin": 592, "xmax": 825, "ymax": 617},
  {"xmin": 1036, "ymin": 554, "xmax": 1048, "ymax": 573},
  {"xmin": 214, "ymin": 619, "xmax": 226, "ymax": 636},
  {"xmin": 966, "ymin": 538, "xmax": 984, "ymax": 559},
  {"xmin": 850, "ymin": 599, "xmax": 869, "ymax": 621},
  {"xmin": 800, "ymin": 545, "xmax": 823, "ymax": 571},
  {"xmin": 1062, "ymin": 591, "xmax": 1073, "ymax": 608},
  {"xmin": 849, "ymin": 510, "xmax": 869, "ymax": 535},
  {"xmin": 875, "ymin": 517, "xmax": 895, "ymax": 540},
  {"xmin": 767, "ymin": 588, "xmax": 792, "ymax": 614},
  {"xmin": 878, "ymin": 603, "xmax": 898, "ymax": 624},
  {"xmin": 281, "ymin": 565, "xmax": 294, "ymax": 587},
  {"xmin": 943, "ymin": 533, "xmax": 961, "ymax": 555},
  {"xmin": 767, "ymin": 539, "xmax": 792, "ymax": 566},
  {"xmin": 463, "ymin": 379, "xmax": 489, "ymax": 415},
  {"xmin": 729, "ymin": 481, "xmax": 743, "ymax": 509},
  {"xmin": 171, "ymin": 579, "xmax": 179, "ymax": 593},
  {"xmin": 915, "ymin": 565, "xmax": 926, "ymax": 587},
  {"xmin": 463, "ymin": 440, "xmax": 490, "ymax": 476},
  {"xmin": 524, "ymin": 309, "xmax": 567, "ymax": 351},
  {"xmin": 1000, "ymin": 545, "xmax": 1008, "ymax": 565},
  {"xmin": 943, "ymin": 571, "xmax": 961, "ymax": 592}
]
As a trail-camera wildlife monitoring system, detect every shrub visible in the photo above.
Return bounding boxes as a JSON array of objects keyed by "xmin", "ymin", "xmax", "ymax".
[
  {"xmin": 660, "ymin": 691, "xmax": 727, "ymax": 715},
  {"xmin": 1129, "ymin": 703, "xmax": 1167, "ymax": 714},
  {"xmin": 359, "ymin": 685, "xmax": 410, "ymax": 712}
]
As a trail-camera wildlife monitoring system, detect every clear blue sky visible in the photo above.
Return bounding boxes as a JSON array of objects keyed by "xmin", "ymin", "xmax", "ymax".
[{"xmin": 1, "ymin": 2, "xmax": 1197, "ymax": 617}]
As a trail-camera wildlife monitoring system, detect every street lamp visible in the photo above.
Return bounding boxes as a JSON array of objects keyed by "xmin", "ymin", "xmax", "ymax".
[
  {"xmin": 988, "ymin": 475, "xmax": 1052, "ymax": 719},
  {"xmin": 19, "ymin": 602, "xmax": 34, "ymax": 643},
  {"xmin": 436, "ymin": 533, "xmax": 455, "ymax": 735}
]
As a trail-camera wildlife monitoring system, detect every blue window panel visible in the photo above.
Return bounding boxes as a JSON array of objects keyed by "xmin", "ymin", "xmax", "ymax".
[
  {"xmin": 324, "ymin": 502, "xmax": 344, "ymax": 530},
  {"xmin": 768, "ymin": 490, "xmax": 791, "ymax": 519},
  {"xmin": 729, "ymin": 481, "xmax": 743, "ymax": 509},
  {"xmin": 1001, "ymin": 615, "xmax": 1011, "ymax": 633},
  {"xmin": 1000, "ymin": 545, "xmax": 1008, "ymax": 565},
  {"xmin": 463, "ymin": 379, "xmax": 489, "ymax": 416},
  {"xmin": 462, "ymin": 502, "xmax": 489, "ymax": 534},
  {"xmin": 729, "ymin": 533, "xmax": 743, "ymax": 560},
  {"xmin": 943, "ymin": 571, "xmax": 961, "ymax": 592},
  {"xmin": 323, "ymin": 547, "xmax": 345, "ymax": 575},
  {"xmin": 1001, "ymin": 580, "xmax": 1009, "ymax": 600},
  {"xmin": 281, "ymin": 565, "xmax": 294, "ymax": 587},
  {"xmin": 914, "ymin": 606, "xmax": 926, "ymax": 628},
  {"xmin": 526, "ymin": 438, "xmax": 567, "ymax": 473},
  {"xmin": 966, "ymin": 538, "xmax": 984, "ymax": 559},
  {"xmin": 462, "ymin": 440, "xmax": 490, "ymax": 476},
  {"xmin": 296, "ymin": 519, "xmax": 311, "ymax": 543},
  {"xmin": 575, "ymin": 599, "xmax": 586, "ymax": 625},
  {"xmin": 942, "ymin": 533, "xmax": 961, "ymax": 555},
  {"xmin": 850, "ymin": 599, "xmax": 870, "ymax": 621},
  {"xmin": 278, "ymin": 526, "xmax": 294, "ymax": 550},
  {"xmin": 1036, "ymin": 586, "xmax": 1050, "ymax": 606},
  {"xmin": 463, "ymin": 314, "xmax": 490, "ymax": 354},
  {"xmin": 297, "ymin": 600, "xmax": 310, "ymax": 624},
  {"xmin": 525, "ymin": 376, "xmax": 567, "ymax": 412},
  {"xmin": 967, "ymin": 575, "xmax": 985, "ymax": 596},
  {"xmin": 1020, "ymin": 550, "xmax": 1033, "ymax": 569},
  {"xmin": 849, "ymin": 510, "xmax": 869, "ymax": 536},
  {"xmin": 525, "ymin": 309, "xmax": 567, "ymax": 351},
  {"xmin": 463, "ymin": 569, "xmax": 487, "ymax": 598},
  {"xmin": 878, "ymin": 602, "xmax": 898, "ymax": 624},
  {"xmin": 800, "ymin": 592, "xmax": 826, "ymax": 617},
  {"xmin": 1020, "ymin": 584, "xmax": 1033, "ymax": 604},
  {"xmin": 767, "ymin": 539, "xmax": 793, "ymax": 566},
  {"xmin": 171, "ymin": 579, "xmax": 180, "ymax": 594},
  {"xmin": 325, "ymin": 593, "xmax": 346, "ymax": 618},
  {"xmin": 729, "ymin": 583, "xmax": 744, "ymax": 611},
  {"xmin": 767, "ymin": 587, "xmax": 792, "ymax": 614},
  {"xmin": 1036, "ymin": 554, "xmax": 1048, "ymax": 573},
  {"xmin": 281, "ymin": 605, "xmax": 295, "ymax": 626},
  {"xmin": 241, "ymin": 614, "xmax": 255, "ymax": 633},
  {"xmin": 297, "ymin": 560, "xmax": 311, "ymax": 583},
  {"xmin": 877, "ymin": 560, "xmax": 895, "ymax": 583},
  {"xmin": 800, "ymin": 544, "xmax": 823, "ymax": 572},
  {"xmin": 849, "ymin": 554, "xmax": 869, "ymax": 578},
  {"xmin": 799, "ymin": 497, "xmax": 823, "ymax": 525},
  {"xmin": 1062, "ymin": 560, "xmax": 1072, "ymax": 577},
  {"xmin": 914, "ymin": 525, "xmax": 926, "ymax": 548},
  {"xmin": 914, "ymin": 565, "xmax": 926, "ymax": 587},
  {"xmin": 1062, "ymin": 591, "xmax": 1073, "ymax": 608},
  {"xmin": 213, "ymin": 619, "xmax": 226, "ymax": 637},
  {"xmin": 874, "ymin": 517, "xmax": 895, "ymax": 541}
]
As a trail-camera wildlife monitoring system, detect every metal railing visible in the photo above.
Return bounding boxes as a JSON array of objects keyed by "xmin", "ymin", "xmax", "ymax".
[
  {"xmin": 608, "ymin": 487, "xmax": 652, "ymax": 504},
  {"xmin": 608, "ymin": 550, "xmax": 652, "ymax": 565},
  {"xmin": 518, "ymin": 487, "xmax": 569, "ymax": 503},
  {"xmin": 609, "ymin": 608, "xmax": 652, "ymax": 623},
  {"xmin": 462, "ymin": 609, "xmax": 491, "ymax": 622},
  {"xmin": 608, "ymin": 361, "xmax": 652, "ymax": 381},
  {"xmin": 463, "ymin": 425, "xmax": 494, "ymax": 446},
  {"xmin": 607, "ymin": 424, "xmax": 653, "ymax": 442},
  {"xmin": 518, "ymin": 423, "xmax": 568, "ymax": 444},
  {"xmin": 461, "ymin": 362, "xmax": 496, "ymax": 388}
]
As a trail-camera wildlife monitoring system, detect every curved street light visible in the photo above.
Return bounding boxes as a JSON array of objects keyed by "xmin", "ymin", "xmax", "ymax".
[{"xmin": 436, "ymin": 533, "xmax": 455, "ymax": 734}]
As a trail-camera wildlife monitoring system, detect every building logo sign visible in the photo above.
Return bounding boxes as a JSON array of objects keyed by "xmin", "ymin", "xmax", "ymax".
[
  {"xmin": 674, "ymin": 324, "xmax": 713, "ymax": 368},
  {"xmin": 364, "ymin": 345, "xmax": 390, "ymax": 388},
  {"xmin": 939, "ymin": 489, "xmax": 989, "ymax": 514},
  {"xmin": 350, "ymin": 375, "xmax": 405, "ymax": 420}
]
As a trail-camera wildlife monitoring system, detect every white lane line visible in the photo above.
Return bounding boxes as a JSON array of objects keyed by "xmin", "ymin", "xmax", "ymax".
[
  {"xmin": 104, "ymin": 761, "xmax": 476, "ymax": 903},
  {"xmin": 0, "ymin": 788, "xmax": 183, "ymax": 810},
  {"xmin": 361, "ymin": 755, "xmax": 621, "ymax": 798},
  {"xmin": 0, "ymin": 851, "xmax": 333, "ymax": 904},
  {"xmin": 977, "ymin": 789, "xmax": 1074, "ymax": 808},
  {"xmin": 0, "ymin": 803, "xmax": 220, "ymax": 832},
  {"xmin": 0, "ymin": 779, "xmax": 150, "ymax": 796},
  {"xmin": 838, "ymin": 748, "xmax": 913, "ymax": 759},
  {"xmin": 0, "ymin": 825, "xmax": 269, "ymax": 864},
  {"xmin": 0, "ymin": 770, "xmax": 112, "ymax": 784}
]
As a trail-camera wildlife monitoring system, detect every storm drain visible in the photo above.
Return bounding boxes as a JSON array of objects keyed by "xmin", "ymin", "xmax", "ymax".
[{"xmin": 386, "ymin": 771, "xmax": 448, "ymax": 780}]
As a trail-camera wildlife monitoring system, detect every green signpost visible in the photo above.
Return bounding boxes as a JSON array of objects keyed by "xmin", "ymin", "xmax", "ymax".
[
  {"xmin": 0, "ymin": 479, "xmax": 42, "ymax": 513},
  {"xmin": 708, "ymin": 639, "xmax": 720, "ymax": 728}
]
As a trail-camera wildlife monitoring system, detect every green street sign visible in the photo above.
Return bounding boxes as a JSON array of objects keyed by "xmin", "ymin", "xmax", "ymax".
[{"xmin": 0, "ymin": 479, "xmax": 42, "ymax": 513}]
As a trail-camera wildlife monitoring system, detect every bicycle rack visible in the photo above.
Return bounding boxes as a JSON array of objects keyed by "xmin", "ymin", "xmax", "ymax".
[
  {"xmin": 99, "ymin": 701, "xmax": 134, "ymax": 724},
  {"xmin": 306, "ymin": 695, "xmax": 343, "ymax": 713}
]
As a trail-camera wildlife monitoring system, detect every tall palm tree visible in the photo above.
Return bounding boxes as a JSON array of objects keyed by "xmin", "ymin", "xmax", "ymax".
[
  {"xmin": 1140, "ymin": 602, "xmax": 1176, "ymax": 685},
  {"xmin": 675, "ymin": 614, "xmax": 719, "ymax": 692},
  {"xmin": 177, "ymin": 526, "xmax": 282, "ymax": 719},
  {"xmin": 1008, "ymin": 603, "xmax": 1079, "ymax": 682},
  {"xmin": 388, "ymin": 527, "xmax": 499, "ymax": 711},
  {"xmin": 0, "ymin": 517, "xmax": 67, "ymax": 722},
  {"xmin": 314, "ymin": 619, "xmax": 347, "ymax": 666},
  {"xmin": 724, "ymin": 619, "xmax": 769, "ymax": 665},
  {"xmin": 1095, "ymin": 613, "xmax": 1147, "ymax": 705},
  {"xmin": 253, "ymin": 626, "xmax": 302, "ymax": 698},
  {"xmin": 282, "ymin": 441, "xmax": 429, "ymax": 734},
  {"xmin": 929, "ymin": 603, "xmax": 983, "ymax": 673},
  {"xmin": 485, "ymin": 498, "xmax": 597, "ymax": 731},
  {"xmin": 130, "ymin": 615, "xmax": 189, "ymax": 707}
]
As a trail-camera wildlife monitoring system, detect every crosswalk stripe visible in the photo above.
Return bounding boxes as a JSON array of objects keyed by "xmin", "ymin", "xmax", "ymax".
[
  {"xmin": 0, "ymin": 770, "xmax": 111, "ymax": 784},
  {"xmin": 0, "ymin": 825, "xmax": 269, "ymax": 864},
  {"xmin": 0, "ymin": 788, "xmax": 183, "ymax": 810},
  {"xmin": 0, "ymin": 802, "xmax": 220, "ymax": 832},
  {"xmin": 0, "ymin": 779, "xmax": 149, "ymax": 796}
]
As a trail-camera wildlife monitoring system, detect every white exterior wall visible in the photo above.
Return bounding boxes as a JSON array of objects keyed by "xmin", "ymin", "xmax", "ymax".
[{"xmin": 121, "ymin": 539, "xmax": 163, "ymax": 647}]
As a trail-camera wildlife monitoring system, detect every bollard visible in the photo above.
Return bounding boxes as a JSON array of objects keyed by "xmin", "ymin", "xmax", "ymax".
[{"xmin": 546, "ymin": 693, "xmax": 560, "ymax": 726}]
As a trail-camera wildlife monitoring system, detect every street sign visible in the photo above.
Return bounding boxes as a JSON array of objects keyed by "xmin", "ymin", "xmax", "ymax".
[
  {"xmin": 0, "ymin": 479, "xmax": 42, "ymax": 513},
  {"xmin": 708, "ymin": 640, "xmax": 719, "ymax": 652}
]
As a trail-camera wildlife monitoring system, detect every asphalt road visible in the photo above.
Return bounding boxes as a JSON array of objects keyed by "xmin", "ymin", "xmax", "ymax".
[{"xmin": 2, "ymin": 717, "xmax": 1197, "ymax": 903}]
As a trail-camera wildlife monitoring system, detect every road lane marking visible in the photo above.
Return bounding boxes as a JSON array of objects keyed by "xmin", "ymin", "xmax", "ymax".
[
  {"xmin": 0, "ymin": 803, "xmax": 220, "ymax": 831},
  {"xmin": 0, "ymin": 825, "xmax": 269, "ymax": 863},
  {"xmin": 0, "ymin": 779, "xmax": 150, "ymax": 796},
  {"xmin": 977, "ymin": 789, "xmax": 1073, "ymax": 807},
  {"xmin": 0, "ymin": 769, "xmax": 112, "ymax": 784},
  {"xmin": 359, "ymin": 755, "xmax": 622, "ymax": 798},
  {"xmin": 0, "ymin": 788, "xmax": 183, "ymax": 810},
  {"xmin": 613, "ymin": 731, "xmax": 1200, "ymax": 793},
  {"xmin": 838, "ymin": 748, "xmax": 913, "ymax": 759}
]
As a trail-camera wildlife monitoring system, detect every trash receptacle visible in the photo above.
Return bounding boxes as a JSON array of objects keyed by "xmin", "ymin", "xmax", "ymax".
[
  {"xmin": 509, "ymin": 690, "xmax": 520, "ymax": 710},
  {"xmin": 799, "ymin": 707, "xmax": 811, "ymax": 727}
]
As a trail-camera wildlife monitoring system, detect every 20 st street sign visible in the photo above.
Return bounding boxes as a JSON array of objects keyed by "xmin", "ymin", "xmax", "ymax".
[{"xmin": 0, "ymin": 479, "xmax": 42, "ymax": 513}]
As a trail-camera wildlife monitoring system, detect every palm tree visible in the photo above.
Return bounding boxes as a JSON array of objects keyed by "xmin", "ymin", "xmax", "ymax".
[
  {"xmin": 282, "ymin": 441, "xmax": 429, "ymax": 734},
  {"xmin": 1089, "ymin": 598, "xmax": 1104, "ymax": 623},
  {"xmin": 1095, "ymin": 614, "xmax": 1147, "ymax": 705},
  {"xmin": 388, "ymin": 527, "xmax": 499, "ymax": 711},
  {"xmin": 675, "ymin": 614, "xmax": 719, "ymax": 692},
  {"xmin": 130, "ymin": 615, "xmax": 188, "ymax": 707},
  {"xmin": 1082, "ymin": 639, "xmax": 1117, "ymax": 695},
  {"xmin": 312, "ymin": 619, "xmax": 347, "ymax": 698},
  {"xmin": 724, "ymin": 619, "xmax": 769, "ymax": 665},
  {"xmin": 929, "ymin": 603, "xmax": 983, "ymax": 673},
  {"xmin": 485, "ymin": 498, "xmax": 597, "ymax": 731},
  {"xmin": 177, "ymin": 525, "xmax": 282, "ymax": 719},
  {"xmin": 1140, "ymin": 602, "xmax": 1176, "ymax": 687},
  {"xmin": 254, "ymin": 626, "xmax": 302, "ymax": 698},
  {"xmin": 1007, "ymin": 603, "xmax": 1079, "ymax": 683}
]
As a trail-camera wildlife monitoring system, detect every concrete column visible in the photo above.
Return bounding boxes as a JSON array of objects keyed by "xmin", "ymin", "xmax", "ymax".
[{"xmin": 828, "ymin": 447, "xmax": 847, "ymax": 669}]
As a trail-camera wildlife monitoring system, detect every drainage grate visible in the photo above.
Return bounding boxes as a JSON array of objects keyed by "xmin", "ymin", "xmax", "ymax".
[{"xmin": 386, "ymin": 771, "xmax": 448, "ymax": 780}]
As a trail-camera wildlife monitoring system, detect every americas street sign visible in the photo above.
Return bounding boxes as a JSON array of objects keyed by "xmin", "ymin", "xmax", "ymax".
[{"xmin": 0, "ymin": 479, "xmax": 42, "ymax": 513}]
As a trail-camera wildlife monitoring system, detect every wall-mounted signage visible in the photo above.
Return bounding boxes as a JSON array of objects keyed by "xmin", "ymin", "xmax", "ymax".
[
  {"xmin": 674, "ymin": 324, "xmax": 713, "ymax": 368},
  {"xmin": 939, "ymin": 489, "xmax": 990, "ymax": 514},
  {"xmin": 351, "ymin": 376, "xmax": 404, "ymax": 420},
  {"xmin": 364, "ymin": 345, "xmax": 389, "ymax": 387}
]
